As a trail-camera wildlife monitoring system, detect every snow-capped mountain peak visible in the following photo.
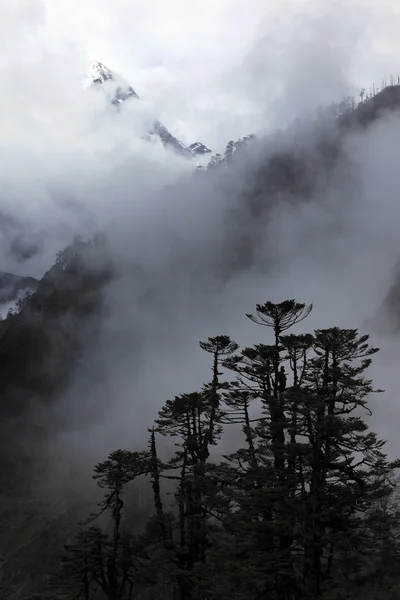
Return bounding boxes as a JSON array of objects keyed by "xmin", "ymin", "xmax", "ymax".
[
  {"xmin": 87, "ymin": 61, "xmax": 211, "ymax": 157},
  {"xmin": 89, "ymin": 60, "xmax": 114, "ymax": 84},
  {"xmin": 87, "ymin": 60, "xmax": 139, "ymax": 104},
  {"xmin": 189, "ymin": 141, "xmax": 212, "ymax": 155}
]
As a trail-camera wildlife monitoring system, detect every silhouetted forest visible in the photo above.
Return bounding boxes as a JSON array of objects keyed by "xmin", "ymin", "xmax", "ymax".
[{"xmin": 19, "ymin": 299, "xmax": 400, "ymax": 600}]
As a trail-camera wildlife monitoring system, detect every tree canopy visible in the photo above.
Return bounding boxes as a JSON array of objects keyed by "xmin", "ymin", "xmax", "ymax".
[{"xmin": 38, "ymin": 297, "xmax": 400, "ymax": 600}]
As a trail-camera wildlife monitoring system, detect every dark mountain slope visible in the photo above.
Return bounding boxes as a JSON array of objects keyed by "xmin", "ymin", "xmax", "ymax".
[
  {"xmin": 0, "ymin": 237, "xmax": 112, "ymax": 429},
  {"xmin": 203, "ymin": 84, "xmax": 400, "ymax": 262},
  {"xmin": 0, "ymin": 239, "xmax": 116, "ymax": 597},
  {"xmin": 0, "ymin": 272, "xmax": 38, "ymax": 304},
  {"xmin": 191, "ymin": 88, "xmax": 395, "ymax": 274},
  {"xmin": 339, "ymin": 84, "xmax": 400, "ymax": 128}
]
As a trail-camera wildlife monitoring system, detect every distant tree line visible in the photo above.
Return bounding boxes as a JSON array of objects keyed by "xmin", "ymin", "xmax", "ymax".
[{"xmin": 201, "ymin": 78, "xmax": 400, "ymax": 173}]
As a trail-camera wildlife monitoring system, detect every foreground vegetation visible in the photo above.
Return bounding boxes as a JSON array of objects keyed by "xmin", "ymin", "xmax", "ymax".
[{"xmin": 29, "ymin": 299, "xmax": 400, "ymax": 600}]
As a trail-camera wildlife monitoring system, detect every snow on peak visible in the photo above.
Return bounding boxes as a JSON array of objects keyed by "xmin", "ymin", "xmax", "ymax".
[
  {"xmin": 189, "ymin": 142, "xmax": 212, "ymax": 156},
  {"xmin": 86, "ymin": 60, "xmax": 211, "ymax": 158},
  {"xmin": 85, "ymin": 60, "xmax": 139, "ymax": 103},
  {"xmin": 89, "ymin": 60, "xmax": 114, "ymax": 84}
]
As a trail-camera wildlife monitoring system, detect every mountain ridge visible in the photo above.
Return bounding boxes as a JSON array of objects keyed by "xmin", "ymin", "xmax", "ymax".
[
  {"xmin": 88, "ymin": 60, "xmax": 212, "ymax": 158},
  {"xmin": 0, "ymin": 272, "xmax": 38, "ymax": 304}
]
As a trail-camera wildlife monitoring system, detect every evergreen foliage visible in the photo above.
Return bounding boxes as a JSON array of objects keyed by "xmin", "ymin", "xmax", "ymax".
[{"xmin": 46, "ymin": 298, "xmax": 400, "ymax": 600}]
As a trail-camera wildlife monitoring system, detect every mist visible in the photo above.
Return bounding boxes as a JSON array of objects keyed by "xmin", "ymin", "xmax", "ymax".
[{"xmin": 2, "ymin": 0, "xmax": 400, "ymax": 496}]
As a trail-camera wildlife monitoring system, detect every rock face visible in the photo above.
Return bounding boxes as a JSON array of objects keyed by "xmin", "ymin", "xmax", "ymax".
[
  {"xmin": 189, "ymin": 141, "xmax": 212, "ymax": 155},
  {"xmin": 88, "ymin": 60, "xmax": 211, "ymax": 157}
]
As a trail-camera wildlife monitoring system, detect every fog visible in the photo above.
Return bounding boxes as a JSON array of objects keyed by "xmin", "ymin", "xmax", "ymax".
[{"xmin": 2, "ymin": 0, "xmax": 400, "ymax": 490}]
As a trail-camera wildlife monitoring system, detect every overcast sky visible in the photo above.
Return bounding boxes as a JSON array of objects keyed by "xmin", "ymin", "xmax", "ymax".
[{"xmin": 2, "ymin": 0, "xmax": 400, "ymax": 149}]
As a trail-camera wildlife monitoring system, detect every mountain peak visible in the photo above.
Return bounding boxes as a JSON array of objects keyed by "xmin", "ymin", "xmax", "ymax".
[
  {"xmin": 87, "ymin": 60, "xmax": 139, "ymax": 103},
  {"xmin": 89, "ymin": 60, "xmax": 114, "ymax": 84},
  {"xmin": 189, "ymin": 141, "xmax": 212, "ymax": 155},
  {"xmin": 87, "ymin": 60, "xmax": 211, "ymax": 157}
]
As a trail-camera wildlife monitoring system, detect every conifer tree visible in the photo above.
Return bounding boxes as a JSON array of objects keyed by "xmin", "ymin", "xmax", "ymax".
[
  {"xmin": 154, "ymin": 336, "xmax": 238, "ymax": 599},
  {"xmin": 55, "ymin": 450, "xmax": 151, "ymax": 600},
  {"xmin": 50, "ymin": 300, "xmax": 400, "ymax": 600},
  {"xmin": 297, "ymin": 328, "xmax": 393, "ymax": 599}
]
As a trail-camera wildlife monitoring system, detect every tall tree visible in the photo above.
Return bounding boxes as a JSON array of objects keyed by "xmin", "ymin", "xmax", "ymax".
[
  {"xmin": 50, "ymin": 300, "xmax": 400, "ymax": 600},
  {"xmin": 298, "ymin": 328, "xmax": 392, "ymax": 599},
  {"xmin": 55, "ymin": 450, "xmax": 151, "ymax": 600}
]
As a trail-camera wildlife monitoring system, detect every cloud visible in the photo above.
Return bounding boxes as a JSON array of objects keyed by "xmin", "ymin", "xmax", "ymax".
[
  {"xmin": 46, "ymin": 108, "xmax": 400, "ymax": 481},
  {"xmin": 3, "ymin": 0, "xmax": 400, "ymax": 147}
]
